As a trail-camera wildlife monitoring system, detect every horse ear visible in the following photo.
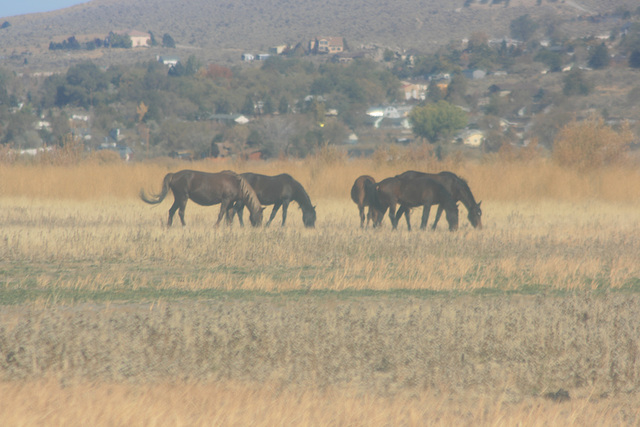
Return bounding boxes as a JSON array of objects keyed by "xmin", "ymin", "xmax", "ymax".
[{"xmin": 478, "ymin": 201, "xmax": 482, "ymax": 207}]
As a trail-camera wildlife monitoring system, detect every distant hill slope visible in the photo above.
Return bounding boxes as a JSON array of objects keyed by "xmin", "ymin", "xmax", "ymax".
[{"xmin": 0, "ymin": 0, "xmax": 632, "ymax": 70}]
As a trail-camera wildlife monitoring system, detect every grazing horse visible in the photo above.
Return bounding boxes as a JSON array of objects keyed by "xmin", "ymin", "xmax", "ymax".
[
  {"xmin": 396, "ymin": 170, "xmax": 482, "ymax": 229},
  {"xmin": 366, "ymin": 176, "xmax": 458, "ymax": 231},
  {"xmin": 393, "ymin": 176, "xmax": 459, "ymax": 231},
  {"xmin": 140, "ymin": 170, "xmax": 263, "ymax": 227},
  {"xmin": 350, "ymin": 175, "xmax": 378, "ymax": 228},
  {"xmin": 234, "ymin": 173, "xmax": 316, "ymax": 228}
]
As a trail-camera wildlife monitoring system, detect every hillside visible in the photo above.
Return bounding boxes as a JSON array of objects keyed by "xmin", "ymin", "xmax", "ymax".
[{"xmin": 0, "ymin": 0, "xmax": 634, "ymax": 71}]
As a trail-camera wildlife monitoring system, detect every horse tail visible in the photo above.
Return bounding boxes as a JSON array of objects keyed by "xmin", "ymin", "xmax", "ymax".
[
  {"xmin": 364, "ymin": 179, "xmax": 381, "ymax": 211},
  {"xmin": 140, "ymin": 173, "xmax": 173, "ymax": 204},
  {"xmin": 237, "ymin": 175, "xmax": 263, "ymax": 222}
]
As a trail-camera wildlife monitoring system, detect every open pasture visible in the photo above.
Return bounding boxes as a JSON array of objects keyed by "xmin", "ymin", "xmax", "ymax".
[{"xmin": 1, "ymin": 156, "xmax": 640, "ymax": 424}]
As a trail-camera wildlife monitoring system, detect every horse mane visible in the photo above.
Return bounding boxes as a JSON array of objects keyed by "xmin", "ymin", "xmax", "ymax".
[
  {"xmin": 288, "ymin": 175, "xmax": 314, "ymax": 212},
  {"xmin": 237, "ymin": 174, "xmax": 263, "ymax": 216},
  {"xmin": 439, "ymin": 171, "xmax": 477, "ymax": 206}
]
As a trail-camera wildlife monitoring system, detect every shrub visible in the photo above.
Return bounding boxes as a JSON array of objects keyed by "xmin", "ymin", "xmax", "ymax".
[{"xmin": 552, "ymin": 115, "xmax": 633, "ymax": 170}]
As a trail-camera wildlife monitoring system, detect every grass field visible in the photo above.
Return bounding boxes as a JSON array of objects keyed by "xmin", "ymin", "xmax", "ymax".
[{"xmin": 1, "ymin": 155, "xmax": 640, "ymax": 425}]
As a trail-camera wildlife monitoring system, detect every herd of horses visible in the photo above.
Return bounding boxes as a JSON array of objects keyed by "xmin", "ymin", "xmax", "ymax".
[
  {"xmin": 140, "ymin": 170, "xmax": 316, "ymax": 228},
  {"xmin": 140, "ymin": 169, "xmax": 482, "ymax": 231},
  {"xmin": 351, "ymin": 171, "xmax": 482, "ymax": 231}
]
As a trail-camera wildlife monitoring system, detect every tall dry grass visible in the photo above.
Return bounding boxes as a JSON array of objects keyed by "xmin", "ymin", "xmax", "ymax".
[
  {"xmin": 0, "ymin": 379, "xmax": 638, "ymax": 426},
  {"xmin": 1, "ymin": 296, "xmax": 640, "ymax": 425},
  {"xmin": 1, "ymin": 150, "xmax": 640, "ymax": 202}
]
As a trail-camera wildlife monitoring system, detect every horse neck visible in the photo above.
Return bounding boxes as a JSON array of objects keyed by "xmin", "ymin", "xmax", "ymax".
[
  {"xmin": 454, "ymin": 181, "xmax": 476, "ymax": 210},
  {"xmin": 292, "ymin": 181, "xmax": 313, "ymax": 212}
]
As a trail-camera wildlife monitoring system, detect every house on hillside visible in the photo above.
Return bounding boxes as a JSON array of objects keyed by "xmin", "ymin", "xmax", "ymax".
[
  {"xmin": 453, "ymin": 130, "xmax": 484, "ymax": 147},
  {"xmin": 112, "ymin": 30, "xmax": 150, "ymax": 47},
  {"xmin": 402, "ymin": 81, "xmax": 428, "ymax": 101},
  {"xmin": 269, "ymin": 45, "xmax": 288, "ymax": 55},
  {"xmin": 209, "ymin": 114, "xmax": 250, "ymax": 125},
  {"xmin": 128, "ymin": 30, "xmax": 151, "ymax": 47},
  {"xmin": 332, "ymin": 51, "xmax": 365, "ymax": 63},
  {"xmin": 157, "ymin": 55, "xmax": 180, "ymax": 66},
  {"xmin": 366, "ymin": 104, "xmax": 413, "ymax": 129},
  {"xmin": 310, "ymin": 37, "xmax": 344, "ymax": 54},
  {"xmin": 462, "ymin": 69, "xmax": 486, "ymax": 80}
]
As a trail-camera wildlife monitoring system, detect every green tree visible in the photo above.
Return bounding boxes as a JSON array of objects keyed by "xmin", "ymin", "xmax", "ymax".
[
  {"xmin": 262, "ymin": 95, "xmax": 275, "ymax": 115},
  {"xmin": 278, "ymin": 96, "xmax": 289, "ymax": 114},
  {"xmin": 55, "ymin": 61, "xmax": 109, "ymax": 107},
  {"xmin": 445, "ymin": 73, "xmax": 467, "ymax": 103},
  {"xmin": 588, "ymin": 43, "xmax": 610, "ymax": 69},
  {"xmin": 562, "ymin": 68, "xmax": 592, "ymax": 96},
  {"xmin": 427, "ymin": 81, "xmax": 443, "ymax": 103},
  {"xmin": 534, "ymin": 49, "xmax": 562, "ymax": 72},
  {"xmin": 629, "ymin": 49, "xmax": 640, "ymax": 68},
  {"xmin": 241, "ymin": 94, "xmax": 255, "ymax": 116},
  {"xmin": 510, "ymin": 15, "xmax": 538, "ymax": 42},
  {"xmin": 409, "ymin": 100, "xmax": 467, "ymax": 143},
  {"xmin": 162, "ymin": 33, "xmax": 176, "ymax": 48},
  {"xmin": 148, "ymin": 31, "xmax": 158, "ymax": 46},
  {"xmin": 184, "ymin": 55, "xmax": 201, "ymax": 76},
  {"xmin": 108, "ymin": 32, "xmax": 132, "ymax": 48}
]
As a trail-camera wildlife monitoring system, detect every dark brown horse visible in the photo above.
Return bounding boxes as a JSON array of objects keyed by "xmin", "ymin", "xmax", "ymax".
[
  {"xmin": 350, "ymin": 175, "xmax": 378, "ymax": 228},
  {"xmin": 140, "ymin": 170, "xmax": 264, "ymax": 227},
  {"xmin": 366, "ymin": 175, "xmax": 458, "ymax": 231},
  {"xmin": 233, "ymin": 173, "xmax": 316, "ymax": 228},
  {"xmin": 396, "ymin": 170, "xmax": 482, "ymax": 229}
]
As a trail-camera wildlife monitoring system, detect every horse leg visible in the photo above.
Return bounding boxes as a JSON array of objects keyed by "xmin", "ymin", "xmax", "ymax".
[
  {"xmin": 421, "ymin": 205, "xmax": 432, "ymax": 230},
  {"xmin": 431, "ymin": 205, "xmax": 443, "ymax": 230},
  {"xmin": 167, "ymin": 200, "xmax": 179, "ymax": 227},
  {"xmin": 215, "ymin": 200, "xmax": 230, "ymax": 227},
  {"xmin": 266, "ymin": 203, "xmax": 281, "ymax": 227},
  {"xmin": 366, "ymin": 206, "xmax": 373, "ymax": 228},
  {"xmin": 235, "ymin": 201, "xmax": 246, "ymax": 227},
  {"xmin": 403, "ymin": 208, "xmax": 412, "ymax": 231},
  {"xmin": 389, "ymin": 204, "xmax": 398, "ymax": 230},
  {"xmin": 281, "ymin": 200, "xmax": 290, "ymax": 226},
  {"xmin": 168, "ymin": 196, "xmax": 187, "ymax": 227}
]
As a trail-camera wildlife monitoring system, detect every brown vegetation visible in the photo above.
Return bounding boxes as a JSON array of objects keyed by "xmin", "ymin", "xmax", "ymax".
[{"xmin": 553, "ymin": 115, "xmax": 634, "ymax": 170}]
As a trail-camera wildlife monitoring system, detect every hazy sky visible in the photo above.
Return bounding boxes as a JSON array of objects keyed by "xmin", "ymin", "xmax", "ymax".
[{"xmin": 0, "ymin": 1, "xmax": 89, "ymax": 19}]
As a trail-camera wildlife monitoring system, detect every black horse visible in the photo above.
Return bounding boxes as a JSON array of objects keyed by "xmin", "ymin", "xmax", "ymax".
[
  {"xmin": 350, "ymin": 175, "xmax": 378, "ymax": 228},
  {"xmin": 234, "ymin": 172, "xmax": 316, "ymax": 228},
  {"xmin": 140, "ymin": 170, "xmax": 264, "ymax": 227},
  {"xmin": 396, "ymin": 170, "xmax": 482, "ymax": 229},
  {"xmin": 366, "ymin": 175, "xmax": 458, "ymax": 231}
]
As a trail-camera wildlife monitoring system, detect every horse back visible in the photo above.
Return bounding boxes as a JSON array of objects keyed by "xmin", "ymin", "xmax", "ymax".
[
  {"xmin": 179, "ymin": 170, "xmax": 240, "ymax": 206},
  {"xmin": 351, "ymin": 175, "xmax": 375, "ymax": 205},
  {"xmin": 240, "ymin": 172, "xmax": 294, "ymax": 204},
  {"xmin": 399, "ymin": 176, "xmax": 453, "ymax": 208}
]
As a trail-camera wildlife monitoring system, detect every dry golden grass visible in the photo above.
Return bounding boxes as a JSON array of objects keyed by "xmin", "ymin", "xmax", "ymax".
[
  {"xmin": 0, "ymin": 379, "xmax": 638, "ymax": 426},
  {"xmin": 1, "ymin": 155, "xmax": 640, "ymax": 425},
  {"xmin": 1, "ymin": 297, "xmax": 640, "ymax": 425}
]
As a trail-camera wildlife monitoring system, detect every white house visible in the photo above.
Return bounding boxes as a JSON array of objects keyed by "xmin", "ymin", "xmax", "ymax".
[
  {"xmin": 157, "ymin": 56, "xmax": 180, "ymax": 66},
  {"xmin": 454, "ymin": 130, "xmax": 484, "ymax": 147}
]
